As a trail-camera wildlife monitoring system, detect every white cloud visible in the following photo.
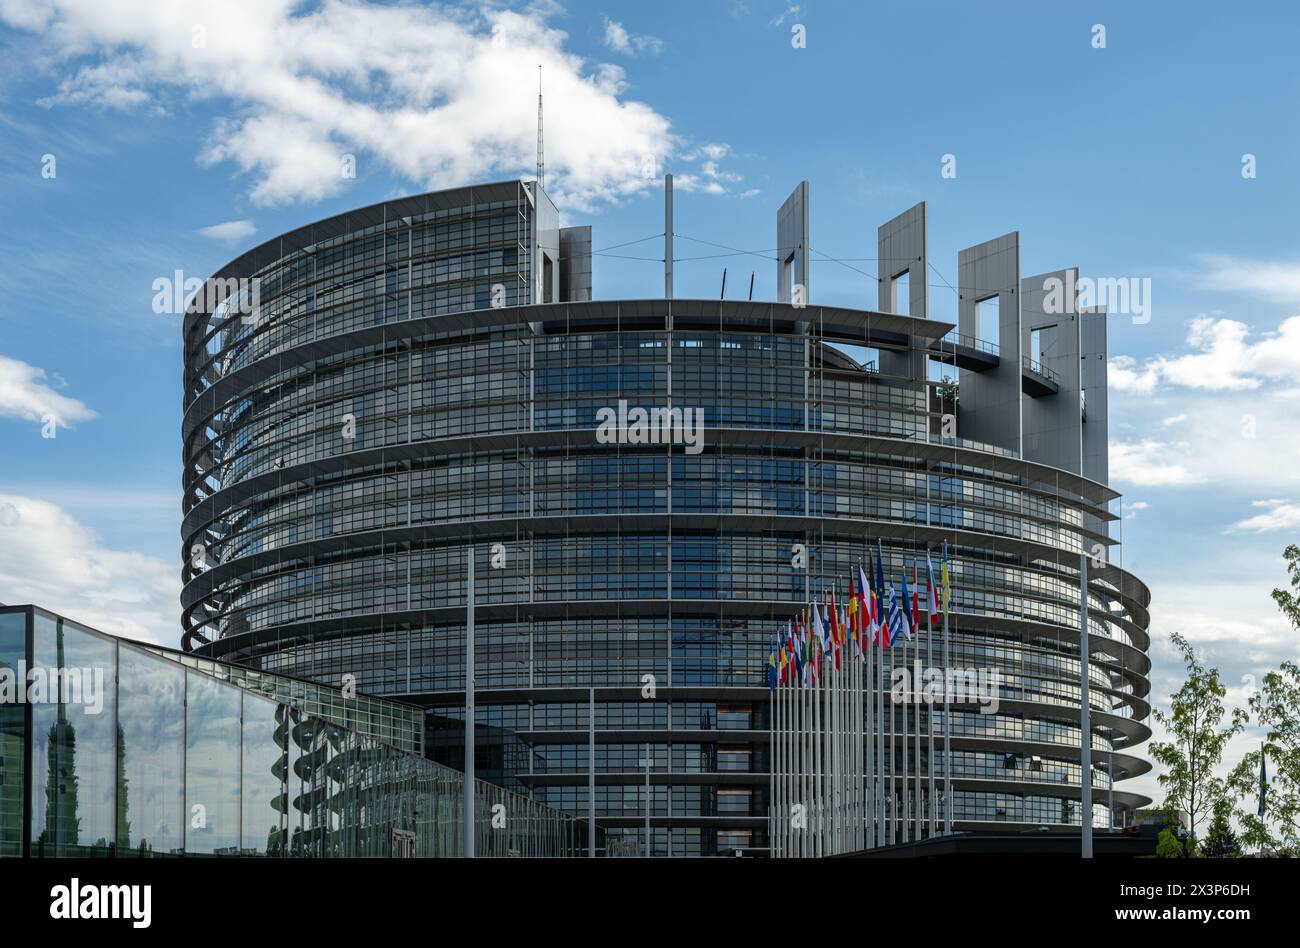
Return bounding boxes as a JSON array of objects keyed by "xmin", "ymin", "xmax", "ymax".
[
  {"xmin": 0, "ymin": 354, "xmax": 95, "ymax": 429},
  {"xmin": 1228, "ymin": 499, "xmax": 1300, "ymax": 534},
  {"xmin": 1195, "ymin": 253, "xmax": 1300, "ymax": 304},
  {"xmin": 1107, "ymin": 309, "xmax": 1300, "ymax": 495},
  {"xmin": 602, "ymin": 17, "xmax": 662, "ymax": 57},
  {"xmin": 1108, "ymin": 354, "xmax": 1160, "ymax": 394},
  {"xmin": 0, "ymin": 494, "xmax": 180, "ymax": 647},
  {"xmin": 1110, "ymin": 314, "xmax": 1300, "ymax": 394},
  {"xmin": 197, "ymin": 218, "xmax": 256, "ymax": 241},
  {"xmin": 5, "ymin": 1, "xmax": 737, "ymax": 211},
  {"xmin": 1122, "ymin": 501, "xmax": 1149, "ymax": 520},
  {"xmin": 1109, "ymin": 439, "xmax": 1203, "ymax": 487},
  {"xmin": 674, "ymin": 143, "xmax": 743, "ymax": 194}
]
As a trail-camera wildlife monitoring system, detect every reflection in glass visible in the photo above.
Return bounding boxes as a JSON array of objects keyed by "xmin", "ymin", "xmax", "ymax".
[
  {"xmin": 241, "ymin": 695, "xmax": 285, "ymax": 855},
  {"xmin": 0, "ymin": 612, "xmax": 25, "ymax": 858},
  {"xmin": 117, "ymin": 645, "xmax": 184, "ymax": 856},
  {"xmin": 30, "ymin": 616, "xmax": 116, "ymax": 857},
  {"xmin": 184, "ymin": 671, "xmax": 241, "ymax": 854}
]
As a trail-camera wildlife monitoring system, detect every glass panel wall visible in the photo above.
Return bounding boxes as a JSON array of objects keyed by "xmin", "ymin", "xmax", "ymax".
[
  {"xmin": 0, "ymin": 611, "xmax": 26, "ymax": 858},
  {"xmin": 117, "ymin": 644, "xmax": 185, "ymax": 856},
  {"xmin": 2, "ymin": 606, "xmax": 579, "ymax": 858},
  {"xmin": 29, "ymin": 613, "xmax": 117, "ymax": 857},
  {"xmin": 184, "ymin": 671, "xmax": 243, "ymax": 854}
]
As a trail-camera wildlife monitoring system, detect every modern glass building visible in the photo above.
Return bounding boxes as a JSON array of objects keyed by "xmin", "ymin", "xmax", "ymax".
[
  {"xmin": 180, "ymin": 180, "xmax": 1152, "ymax": 856},
  {"xmin": 0, "ymin": 604, "xmax": 582, "ymax": 858}
]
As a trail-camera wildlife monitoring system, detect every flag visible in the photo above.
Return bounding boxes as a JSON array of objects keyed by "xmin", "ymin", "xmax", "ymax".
[
  {"xmin": 812, "ymin": 601, "xmax": 826, "ymax": 654},
  {"xmin": 847, "ymin": 575, "xmax": 862, "ymax": 659},
  {"xmin": 875, "ymin": 542, "xmax": 888, "ymax": 647},
  {"xmin": 941, "ymin": 542, "xmax": 952, "ymax": 617},
  {"xmin": 778, "ymin": 635, "xmax": 788, "ymax": 685},
  {"xmin": 926, "ymin": 552, "xmax": 939, "ymax": 617},
  {"xmin": 910, "ymin": 560, "xmax": 921, "ymax": 632},
  {"xmin": 829, "ymin": 588, "xmax": 842, "ymax": 670},
  {"xmin": 832, "ymin": 587, "xmax": 842, "ymax": 647},
  {"xmin": 795, "ymin": 613, "xmax": 806, "ymax": 686},
  {"xmin": 886, "ymin": 581, "xmax": 906, "ymax": 645},
  {"xmin": 847, "ymin": 574, "xmax": 859, "ymax": 639},
  {"xmin": 768, "ymin": 639, "xmax": 777, "ymax": 689},
  {"xmin": 789, "ymin": 619, "xmax": 799, "ymax": 686},
  {"xmin": 1258, "ymin": 744, "xmax": 1268, "ymax": 819},
  {"xmin": 898, "ymin": 571, "xmax": 914, "ymax": 641}
]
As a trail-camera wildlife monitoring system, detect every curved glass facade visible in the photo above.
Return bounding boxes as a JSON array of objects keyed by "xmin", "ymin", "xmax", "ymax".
[{"xmin": 182, "ymin": 183, "xmax": 1152, "ymax": 856}]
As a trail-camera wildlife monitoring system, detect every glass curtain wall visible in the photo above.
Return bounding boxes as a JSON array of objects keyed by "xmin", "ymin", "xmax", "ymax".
[{"xmin": 1, "ymin": 606, "xmax": 579, "ymax": 858}]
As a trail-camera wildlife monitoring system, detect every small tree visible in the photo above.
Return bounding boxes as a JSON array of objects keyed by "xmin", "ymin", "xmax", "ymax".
[
  {"xmin": 1200, "ymin": 800, "xmax": 1241, "ymax": 857},
  {"xmin": 1156, "ymin": 828, "xmax": 1186, "ymax": 859},
  {"xmin": 1149, "ymin": 632, "xmax": 1246, "ymax": 849}
]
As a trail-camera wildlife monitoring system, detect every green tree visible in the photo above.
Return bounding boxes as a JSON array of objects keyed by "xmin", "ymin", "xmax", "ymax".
[
  {"xmin": 1199, "ymin": 800, "xmax": 1241, "ymax": 857},
  {"xmin": 1156, "ymin": 828, "xmax": 1186, "ymax": 858},
  {"xmin": 1149, "ymin": 632, "xmax": 1246, "ymax": 849}
]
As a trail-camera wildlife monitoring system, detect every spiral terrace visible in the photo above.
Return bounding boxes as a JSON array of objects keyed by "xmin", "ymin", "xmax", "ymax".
[{"xmin": 182, "ymin": 179, "xmax": 1152, "ymax": 856}]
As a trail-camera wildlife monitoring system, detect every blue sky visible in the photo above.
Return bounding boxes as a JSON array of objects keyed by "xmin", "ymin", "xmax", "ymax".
[{"xmin": 2, "ymin": 0, "xmax": 1298, "ymax": 804}]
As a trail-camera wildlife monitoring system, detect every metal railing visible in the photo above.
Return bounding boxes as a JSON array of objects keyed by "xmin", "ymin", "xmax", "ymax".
[
  {"xmin": 937, "ymin": 330, "xmax": 1000, "ymax": 357},
  {"xmin": 1022, "ymin": 355, "xmax": 1061, "ymax": 384}
]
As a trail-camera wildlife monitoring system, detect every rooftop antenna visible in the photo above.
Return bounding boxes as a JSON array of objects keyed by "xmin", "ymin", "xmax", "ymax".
[{"xmin": 535, "ymin": 65, "xmax": 544, "ymax": 191}]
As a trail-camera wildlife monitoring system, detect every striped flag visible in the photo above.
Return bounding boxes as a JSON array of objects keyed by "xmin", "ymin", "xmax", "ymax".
[
  {"xmin": 875, "ymin": 542, "xmax": 890, "ymax": 648},
  {"xmin": 926, "ymin": 552, "xmax": 940, "ymax": 616}
]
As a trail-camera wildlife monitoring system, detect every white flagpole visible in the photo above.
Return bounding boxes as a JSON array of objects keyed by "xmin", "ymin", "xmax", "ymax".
[
  {"xmin": 944, "ymin": 596, "xmax": 954, "ymax": 834},
  {"xmin": 927, "ymin": 594, "xmax": 937, "ymax": 839},
  {"xmin": 830, "ymin": 617, "xmax": 840, "ymax": 854},
  {"xmin": 778, "ymin": 653, "xmax": 785, "ymax": 858},
  {"xmin": 770, "ymin": 665, "xmax": 776, "ymax": 858},
  {"xmin": 925, "ymin": 603, "xmax": 935, "ymax": 837},
  {"xmin": 913, "ymin": 579, "xmax": 922, "ymax": 842},
  {"xmin": 874, "ymin": 593, "xmax": 883, "ymax": 847},
  {"xmin": 902, "ymin": 590, "xmax": 911, "ymax": 844},
  {"xmin": 856, "ymin": 609, "xmax": 864, "ymax": 851},
  {"xmin": 889, "ymin": 627, "xmax": 897, "ymax": 846},
  {"xmin": 812, "ymin": 623, "xmax": 821, "ymax": 858}
]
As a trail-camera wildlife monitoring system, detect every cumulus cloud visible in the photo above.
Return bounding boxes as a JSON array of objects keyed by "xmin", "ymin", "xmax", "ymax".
[
  {"xmin": 1107, "ymin": 308, "xmax": 1300, "ymax": 494},
  {"xmin": 1228, "ymin": 499, "xmax": 1300, "ymax": 534},
  {"xmin": 0, "ymin": 354, "xmax": 95, "ymax": 429},
  {"xmin": 1110, "ymin": 314, "xmax": 1300, "ymax": 394},
  {"xmin": 1109, "ymin": 439, "xmax": 1203, "ymax": 487},
  {"xmin": 196, "ymin": 218, "xmax": 256, "ymax": 242},
  {"xmin": 0, "ymin": 494, "xmax": 180, "ymax": 646},
  {"xmin": 602, "ymin": 17, "xmax": 662, "ymax": 56},
  {"xmin": 4, "ymin": 1, "xmax": 737, "ymax": 211}
]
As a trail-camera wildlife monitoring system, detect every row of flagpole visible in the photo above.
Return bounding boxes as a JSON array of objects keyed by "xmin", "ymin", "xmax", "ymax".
[{"xmin": 769, "ymin": 541, "xmax": 953, "ymax": 856}]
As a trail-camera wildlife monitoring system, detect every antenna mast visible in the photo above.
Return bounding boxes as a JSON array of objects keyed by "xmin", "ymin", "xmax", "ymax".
[{"xmin": 536, "ymin": 65, "xmax": 544, "ymax": 191}]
